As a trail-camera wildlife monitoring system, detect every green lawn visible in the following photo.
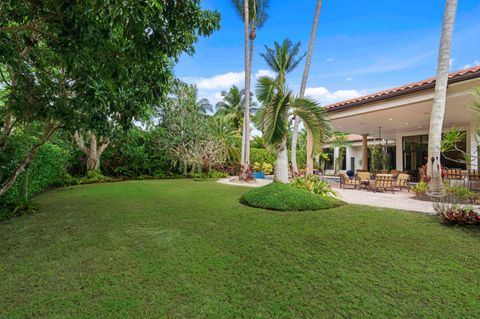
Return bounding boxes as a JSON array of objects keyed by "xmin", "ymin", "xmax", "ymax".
[{"xmin": 1, "ymin": 180, "xmax": 479, "ymax": 318}]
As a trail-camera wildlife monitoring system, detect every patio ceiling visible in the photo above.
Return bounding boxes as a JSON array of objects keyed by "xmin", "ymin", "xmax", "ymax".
[{"xmin": 327, "ymin": 78, "xmax": 480, "ymax": 140}]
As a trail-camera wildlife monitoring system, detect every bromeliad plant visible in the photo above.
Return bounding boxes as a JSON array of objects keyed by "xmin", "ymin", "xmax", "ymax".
[{"xmin": 254, "ymin": 76, "xmax": 331, "ymax": 183}]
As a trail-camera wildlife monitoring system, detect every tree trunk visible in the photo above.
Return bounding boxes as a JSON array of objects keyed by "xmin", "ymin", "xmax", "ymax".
[
  {"xmin": 0, "ymin": 122, "xmax": 60, "ymax": 197},
  {"xmin": 295, "ymin": 0, "xmax": 323, "ymax": 175},
  {"xmin": 427, "ymin": 0, "xmax": 457, "ymax": 197},
  {"xmin": 274, "ymin": 137, "xmax": 289, "ymax": 183},
  {"xmin": 291, "ymin": 116, "xmax": 301, "ymax": 175},
  {"xmin": 240, "ymin": 0, "xmax": 251, "ymax": 180},
  {"xmin": 74, "ymin": 131, "xmax": 109, "ymax": 174},
  {"xmin": 0, "ymin": 108, "xmax": 15, "ymax": 152}
]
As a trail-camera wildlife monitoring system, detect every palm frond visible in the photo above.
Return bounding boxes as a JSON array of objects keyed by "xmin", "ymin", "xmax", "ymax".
[
  {"xmin": 255, "ymin": 76, "xmax": 276, "ymax": 105},
  {"xmin": 291, "ymin": 96, "xmax": 332, "ymax": 155}
]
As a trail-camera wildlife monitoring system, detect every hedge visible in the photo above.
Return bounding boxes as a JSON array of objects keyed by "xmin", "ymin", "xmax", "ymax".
[
  {"xmin": 2, "ymin": 143, "xmax": 68, "ymax": 204},
  {"xmin": 250, "ymin": 148, "xmax": 307, "ymax": 168}
]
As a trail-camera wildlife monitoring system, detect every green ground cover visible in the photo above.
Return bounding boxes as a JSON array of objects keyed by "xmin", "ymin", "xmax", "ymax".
[{"xmin": 1, "ymin": 180, "xmax": 479, "ymax": 318}]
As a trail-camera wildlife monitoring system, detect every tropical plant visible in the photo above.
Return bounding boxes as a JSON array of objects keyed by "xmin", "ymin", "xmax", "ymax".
[
  {"xmin": 260, "ymin": 39, "xmax": 305, "ymax": 85},
  {"xmin": 231, "ymin": 0, "xmax": 269, "ymax": 179},
  {"xmin": 254, "ymin": 76, "xmax": 331, "ymax": 183},
  {"xmin": 293, "ymin": 0, "xmax": 324, "ymax": 175},
  {"xmin": 412, "ymin": 181, "xmax": 429, "ymax": 197},
  {"xmin": 427, "ymin": 0, "xmax": 457, "ymax": 196},
  {"xmin": 290, "ymin": 175, "xmax": 339, "ymax": 198},
  {"xmin": 215, "ymin": 85, "xmax": 257, "ymax": 132}
]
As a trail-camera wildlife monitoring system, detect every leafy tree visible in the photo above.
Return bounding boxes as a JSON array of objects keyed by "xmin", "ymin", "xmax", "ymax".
[
  {"xmin": 0, "ymin": 0, "xmax": 220, "ymax": 195},
  {"xmin": 158, "ymin": 83, "xmax": 227, "ymax": 175},
  {"xmin": 255, "ymin": 76, "xmax": 331, "ymax": 183}
]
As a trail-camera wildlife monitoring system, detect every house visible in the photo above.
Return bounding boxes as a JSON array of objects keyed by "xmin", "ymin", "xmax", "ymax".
[{"xmin": 323, "ymin": 65, "xmax": 480, "ymax": 180}]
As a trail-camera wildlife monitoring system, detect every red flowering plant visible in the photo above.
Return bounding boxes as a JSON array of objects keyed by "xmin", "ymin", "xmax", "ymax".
[
  {"xmin": 238, "ymin": 165, "xmax": 256, "ymax": 182},
  {"xmin": 434, "ymin": 200, "xmax": 480, "ymax": 225}
]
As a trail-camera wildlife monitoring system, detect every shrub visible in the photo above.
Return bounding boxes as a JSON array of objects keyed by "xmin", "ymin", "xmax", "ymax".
[
  {"xmin": 412, "ymin": 181, "xmax": 428, "ymax": 197},
  {"xmin": 445, "ymin": 186, "xmax": 479, "ymax": 203},
  {"xmin": 262, "ymin": 162, "xmax": 273, "ymax": 175},
  {"xmin": 290, "ymin": 175, "xmax": 339, "ymax": 198},
  {"xmin": 252, "ymin": 162, "xmax": 262, "ymax": 172},
  {"xmin": 78, "ymin": 171, "xmax": 114, "ymax": 184},
  {"xmin": 434, "ymin": 201, "xmax": 480, "ymax": 225},
  {"xmin": 192, "ymin": 170, "xmax": 228, "ymax": 181},
  {"xmin": 240, "ymin": 183, "xmax": 344, "ymax": 211},
  {"xmin": 0, "ymin": 142, "xmax": 68, "ymax": 220}
]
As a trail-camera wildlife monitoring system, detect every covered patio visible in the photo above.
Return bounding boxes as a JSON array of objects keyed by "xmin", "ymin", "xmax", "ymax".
[{"xmin": 324, "ymin": 66, "xmax": 480, "ymax": 181}]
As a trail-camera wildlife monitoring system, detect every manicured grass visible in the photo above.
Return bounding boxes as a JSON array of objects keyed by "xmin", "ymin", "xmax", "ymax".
[
  {"xmin": 1, "ymin": 180, "xmax": 479, "ymax": 318},
  {"xmin": 240, "ymin": 182, "xmax": 343, "ymax": 211}
]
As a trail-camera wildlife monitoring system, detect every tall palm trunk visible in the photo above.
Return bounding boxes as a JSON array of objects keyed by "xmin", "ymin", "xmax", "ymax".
[
  {"xmin": 245, "ymin": 35, "xmax": 255, "ymax": 166},
  {"xmin": 274, "ymin": 137, "xmax": 289, "ymax": 183},
  {"xmin": 292, "ymin": 0, "xmax": 323, "ymax": 175},
  {"xmin": 427, "ymin": 0, "xmax": 457, "ymax": 197},
  {"xmin": 240, "ymin": 0, "xmax": 251, "ymax": 179}
]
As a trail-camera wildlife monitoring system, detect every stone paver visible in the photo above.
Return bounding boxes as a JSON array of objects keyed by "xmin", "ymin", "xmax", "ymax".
[{"xmin": 334, "ymin": 187, "xmax": 435, "ymax": 214}]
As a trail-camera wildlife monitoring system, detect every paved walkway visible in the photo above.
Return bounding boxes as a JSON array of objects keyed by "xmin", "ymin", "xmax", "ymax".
[
  {"xmin": 218, "ymin": 177, "xmax": 436, "ymax": 214},
  {"xmin": 334, "ymin": 187, "xmax": 435, "ymax": 214}
]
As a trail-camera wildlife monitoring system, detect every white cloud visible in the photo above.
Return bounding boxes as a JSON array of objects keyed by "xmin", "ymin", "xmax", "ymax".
[
  {"xmin": 305, "ymin": 87, "xmax": 363, "ymax": 105},
  {"xmin": 346, "ymin": 77, "xmax": 353, "ymax": 81},
  {"xmin": 449, "ymin": 58, "xmax": 456, "ymax": 67},
  {"xmin": 255, "ymin": 69, "xmax": 276, "ymax": 79},
  {"xmin": 325, "ymin": 57, "xmax": 335, "ymax": 63},
  {"xmin": 463, "ymin": 60, "xmax": 480, "ymax": 69},
  {"xmin": 183, "ymin": 71, "xmax": 244, "ymax": 90}
]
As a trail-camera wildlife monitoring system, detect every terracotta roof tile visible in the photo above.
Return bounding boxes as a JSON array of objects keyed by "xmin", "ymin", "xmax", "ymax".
[{"xmin": 324, "ymin": 65, "xmax": 480, "ymax": 112}]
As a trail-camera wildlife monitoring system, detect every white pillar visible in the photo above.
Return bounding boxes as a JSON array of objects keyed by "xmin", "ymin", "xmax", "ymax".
[
  {"xmin": 395, "ymin": 134, "xmax": 403, "ymax": 171},
  {"xmin": 345, "ymin": 146, "xmax": 352, "ymax": 171},
  {"xmin": 362, "ymin": 134, "xmax": 368, "ymax": 170},
  {"xmin": 334, "ymin": 147, "xmax": 340, "ymax": 172},
  {"xmin": 468, "ymin": 122, "xmax": 478, "ymax": 169}
]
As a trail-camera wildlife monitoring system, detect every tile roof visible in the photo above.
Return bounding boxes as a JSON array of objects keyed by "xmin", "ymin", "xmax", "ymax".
[{"xmin": 324, "ymin": 65, "xmax": 480, "ymax": 112}]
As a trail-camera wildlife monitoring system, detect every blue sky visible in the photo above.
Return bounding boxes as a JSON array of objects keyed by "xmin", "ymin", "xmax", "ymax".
[{"xmin": 175, "ymin": 0, "xmax": 480, "ymax": 107}]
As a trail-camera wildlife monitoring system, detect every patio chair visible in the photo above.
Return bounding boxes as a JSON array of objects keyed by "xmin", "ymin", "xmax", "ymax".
[
  {"xmin": 446, "ymin": 168, "xmax": 464, "ymax": 187},
  {"xmin": 468, "ymin": 169, "xmax": 480, "ymax": 190},
  {"xmin": 394, "ymin": 173, "xmax": 410, "ymax": 192},
  {"xmin": 369, "ymin": 174, "xmax": 395, "ymax": 194},
  {"xmin": 339, "ymin": 172, "xmax": 359, "ymax": 189},
  {"xmin": 390, "ymin": 170, "xmax": 400, "ymax": 178},
  {"xmin": 357, "ymin": 171, "xmax": 371, "ymax": 189}
]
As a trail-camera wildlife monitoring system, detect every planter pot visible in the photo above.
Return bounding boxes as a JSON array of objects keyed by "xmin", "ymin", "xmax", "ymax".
[{"xmin": 252, "ymin": 171, "xmax": 265, "ymax": 179}]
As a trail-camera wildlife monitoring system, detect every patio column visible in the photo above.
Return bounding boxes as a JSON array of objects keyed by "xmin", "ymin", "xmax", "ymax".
[
  {"xmin": 362, "ymin": 134, "xmax": 368, "ymax": 171},
  {"xmin": 468, "ymin": 122, "xmax": 478, "ymax": 169}
]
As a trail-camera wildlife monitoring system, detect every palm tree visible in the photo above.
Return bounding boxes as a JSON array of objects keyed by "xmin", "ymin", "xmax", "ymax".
[
  {"xmin": 255, "ymin": 76, "xmax": 331, "ymax": 183},
  {"xmin": 214, "ymin": 85, "xmax": 257, "ymax": 133},
  {"xmin": 232, "ymin": 0, "xmax": 269, "ymax": 179},
  {"xmin": 427, "ymin": 0, "xmax": 457, "ymax": 197},
  {"xmin": 292, "ymin": 0, "xmax": 323, "ymax": 175},
  {"xmin": 260, "ymin": 39, "xmax": 305, "ymax": 85}
]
